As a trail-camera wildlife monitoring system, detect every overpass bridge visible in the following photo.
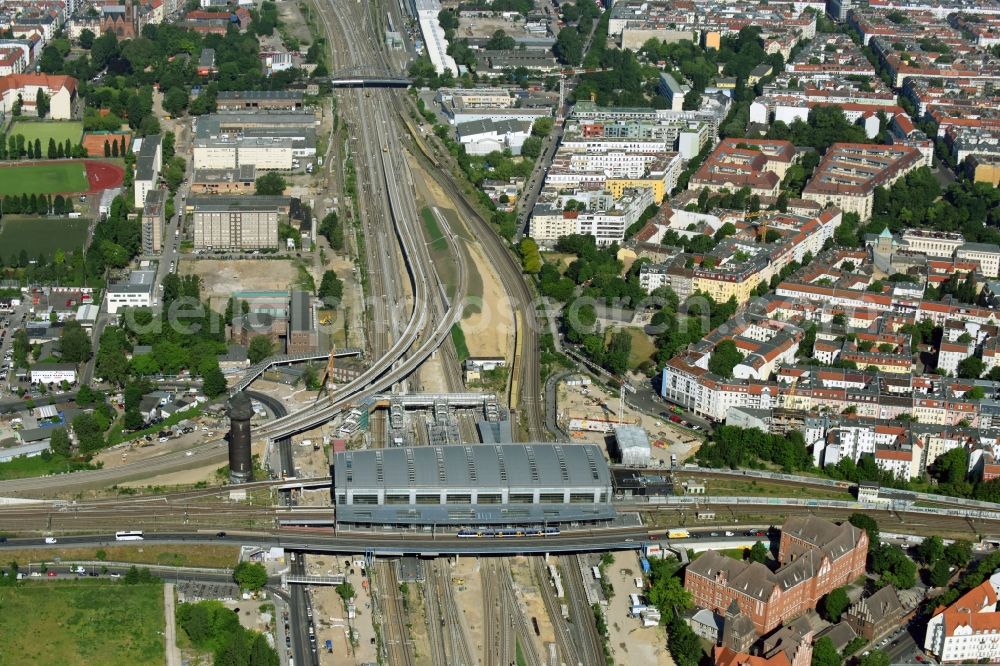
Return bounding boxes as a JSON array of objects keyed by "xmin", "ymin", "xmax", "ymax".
[
  {"xmin": 330, "ymin": 67, "xmax": 410, "ymax": 87},
  {"xmin": 231, "ymin": 349, "xmax": 363, "ymax": 395}
]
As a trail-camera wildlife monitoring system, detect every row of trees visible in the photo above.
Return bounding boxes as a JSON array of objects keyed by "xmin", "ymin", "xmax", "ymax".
[
  {"xmin": 0, "ymin": 193, "xmax": 76, "ymax": 216},
  {"xmin": 0, "ymin": 135, "xmax": 86, "ymax": 161}
]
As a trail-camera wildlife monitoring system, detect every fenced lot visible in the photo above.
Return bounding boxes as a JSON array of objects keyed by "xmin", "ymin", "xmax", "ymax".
[
  {"xmin": 10, "ymin": 119, "xmax": 84, "ymax": 146},
  {"xmin": 0, "ymin": 162, "xmax": 89, "ymax": 196},
  {"xmin": 0, "ymin": 216, "xmax": 89, "ymax": 260}
]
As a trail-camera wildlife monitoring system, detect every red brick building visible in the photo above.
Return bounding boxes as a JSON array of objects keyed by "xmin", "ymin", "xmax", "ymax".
[{"xmin": 685, "ymin": 516, "xmax": 869, "ymax": 635}]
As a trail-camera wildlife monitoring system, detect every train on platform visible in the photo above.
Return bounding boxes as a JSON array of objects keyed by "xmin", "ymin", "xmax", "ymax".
[{"xmin": 456, "ymin": 527, "xmax": 561, "ymax": 538}]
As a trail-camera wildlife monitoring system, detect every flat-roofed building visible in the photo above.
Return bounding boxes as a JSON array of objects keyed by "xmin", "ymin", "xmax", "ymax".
[
  {"xmin": 331, "ymin": 443, "xmax": 615, "ymax": 526},
  {"xmin": 192, "ymin": 197, "xmax": 280, "ymax": 250},
  {"xmin": 133, "ymin": 134, "xmax": 162, "ymax": 209},
  {"xmin": 287, "ymin": 290, "xmax": 317, "ymax": 353},
  {"xmin": 142, "ymin": 188, "xmax": 166, "ymax": 254},
  {"xmin": 216, "ymin": 90, "xmax": 304, "ymax": 111},
  {"xmin": 104, "ymin": 270, "xmax": 156, "ymax": 314},
  {"xmin": 191, "ymin": 164, "xmax": 257, "ymax": 195}
]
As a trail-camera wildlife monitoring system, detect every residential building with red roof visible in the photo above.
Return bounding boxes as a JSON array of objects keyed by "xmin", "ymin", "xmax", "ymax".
[
  {"xmin": 925, "ymin": 579, "xmax": 1000, "ymax": 663},
  {"xmin": 801, "ymin": 143, "xmax": 924, "ymax": 219},
  {"xmin": 0, "ymin": 73, "xmax": 76, "ymax": 119}
]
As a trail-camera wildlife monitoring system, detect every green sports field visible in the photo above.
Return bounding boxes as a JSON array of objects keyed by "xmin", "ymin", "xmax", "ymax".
[
  {"xmin": 0, "ymin": 162, "xmax": 89, "ymax": 196},
  {"xmin": 0, "ymin": 216, "xmax": 89, "ymax": 260},
  {"xmin": 10, "ymin": 119, "xmax": 84, "ymax": 146}
]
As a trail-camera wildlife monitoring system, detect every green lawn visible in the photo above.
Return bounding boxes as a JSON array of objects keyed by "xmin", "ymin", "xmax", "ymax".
[
  {"xmin": 421, "ymin": 206, "xmax": 460, "ymax": 299},
  {"xmin": 0, "ymin": 452, "xmax": 99, "ymax": 481},
  {"xmin": 0, "ymin": 580, "xmax": 164, "ymax": 666},
  {"xmin": 606, "ymin": 327, "xmax": 658, "ymax": 369},
  {"xmin": 10, "ymin": 120, "xmax": 84, "ymax": 146},
  {"xmin": 0, "ymin": 216, "xmax": 89, "ymax": 261},
  {"xmin": 451, "ymin": 323, "xmax": 470, "ymax": 362},
  {"xmin": 0, "ymin": 162, "xmax": 89, "ymax": 196}
]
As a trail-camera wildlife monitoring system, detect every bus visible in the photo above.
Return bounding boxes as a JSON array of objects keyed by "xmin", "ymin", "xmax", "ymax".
[
  {"xmin": 115, "ymin": 531, "xmax": 144, "ymax": 541},
  {"xmin": 667, "ymin": 529, "xmax": 690, "ymax": 539}
]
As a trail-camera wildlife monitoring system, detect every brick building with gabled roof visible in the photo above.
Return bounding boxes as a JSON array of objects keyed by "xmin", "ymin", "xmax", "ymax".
[{"xmin": 685, "ymin": 516, "xmax": 868, "ymax": 635}]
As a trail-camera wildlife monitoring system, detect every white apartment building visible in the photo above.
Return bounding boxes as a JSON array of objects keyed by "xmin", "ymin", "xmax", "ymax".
[
  {"xmin": 956, "ymin": 243, "xmax": 1000, "ymax": 278},
  {"xmin": 874, "ymin": 444, "xmax": 922, "ymax": 480},
  {"xmin": 937, "ymin": 341, "xmax": 974, "ymax": 376},
  {"xmin": 530, "ymin": 188, "xmax": 654, "ymax": 246},
  {"xmin": 925, "ymin": 579, "xmax": 1000, "ymax": 664},
  {"xmin": 104, "ymin": 270, "xmax": 156, "ymax": 314},
  {"xmin": 639, "ymin": 263, "xmax": 671, "ymax": 293},
  {"xmin": 900, "ymin": 229, "xmax": 965, "ymax": 257}
]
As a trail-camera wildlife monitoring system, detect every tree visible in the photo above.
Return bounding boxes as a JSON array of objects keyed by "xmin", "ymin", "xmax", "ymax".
[
  {"xmin": 33, "ymin": 138, "xmax": 41, "ymax": 158},
  {"xmin": 35, "ymin": 88, "xmax": 50, "ymax": 118},
  {"xmin": 849, "ymin": 513, "xmax": 879, "ymax": 542},
  {"xmin": 111, "ymin": 139, "xmax": 119, "ymax": 157},
  {"xmin": 484, "ymin": 29, "xmax": 516, "ymax": 50},
  {"xmin": 104, "ymin": 139, "xmax": 111, "ymax": 157},
  {"xmin": 59, "ymin": 320, "xmax": 92, "ymax": 363},
  {"xmin": 79, "ymin": 28, "xmax": 95, "ymax": 49},
  {"xmin": 929, "ymin": 447, "xmax": 969, "ymax": 485},
  {"xmin": 811, "ymin": 636, "xmax": 842, "ymax": 666},
  {"xmin": 233, "ymin": 561, "xmax": 268, "ymax": 592},
  {"xmin": 708, "ymin": 339, "xmax": 742, "ymax": 378},
  {"xmin": 928, "ymin": 559, "xmax": 952, "ymax": 587},
  {"xmin": 47, "ymin": 137, "xmax": 56, "ymax": 159},
  {"xmin": 49, "ymin": 428, "xmax": 71, "ymax": 456},
  {"xmin": 520, "ymin": 135, "xmax": 543, "ymax": 159},
  {"xmin": 917, "ymin": 535, "xmax": 945, "ymax": 566},
  {"xmin": 748, "ymin": 541, "xmax": 768, "ymax": 564},
  {"xmin": 957, "ymin": 356, "xmax": 985, "ymax": 379},
  {"xmin": 319, "ymin": 212, "xmax": 344, "ymax": 251},
  {"xmin": 247, "ymin": 336, "xmax": 274, "ymax": 365},
  {"xmin": 255, "ymin": 172, "xmax": 287, "ymax": 196},
  {"xmin": 335, "ymin": 581, "xmax": 356, "ymax": 602},
  {"xmin": 163, "ymin": 87, "xmax": 189, "ymax": 117},
  {"xmin": 821, "ymin": 587, "xmax": 850, "ymax": 622},
  {"xmin": 518, "ymin": 237, "xmax": 542, "ymax": 273},
  {"xmin": 75, "ymin": 384, "xmax": 96, "ymax": 406},
  {"xmin": 199, "ymin": 358, "xmax": 227, "ymax": 398},
  {"xmin": 944, "ymin": 540, "xmax": 972, "ymax": 568},
  {"xmin": 858, "ymin": 651, "xmax": 890, "ymax": 666},
  {"xmin": 532, "ymin": 117, "xmax": 554, "ymax": 137},
  {"xmin": 318, "ymin": 270, "xmax": 344, "ymax": 302}
]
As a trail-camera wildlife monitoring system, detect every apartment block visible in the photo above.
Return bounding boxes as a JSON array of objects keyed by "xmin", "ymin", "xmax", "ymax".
[
  {"xmin": 801, "ymin": 143, "xmax": 924, "ymax": 219},
  {"xmin": 192, "ymin": 198, "xmax": 280, "ymax": 250}
]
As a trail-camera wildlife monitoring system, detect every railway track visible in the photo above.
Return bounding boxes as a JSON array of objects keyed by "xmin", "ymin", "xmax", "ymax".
[
  {"xmin": 531, "ymin": 556, "xmax": 580, "ymax": 666},
  {"xmin": 426, "ymin": 559, "xmax": 475, "ymax": 666},
  {"xmin": 481, "ymin": 558, "xmax": 509, "ymax": 666},
  {"xmin": 376, "ymin": 561, "xmax": 415, "ymax": 666},
  {"xmin": 499, "ymin": 560, "xmax": 542, "ymax": 666},
  {"xmin": 423, "ymin": 560, "xmax": 449, "ymax": 666},
  {"xmin": 561, "ymin": 555, "xmax": 604, "ymax": 666}
]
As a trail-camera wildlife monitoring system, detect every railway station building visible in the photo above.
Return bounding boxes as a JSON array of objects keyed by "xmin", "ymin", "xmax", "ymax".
[{"xmin": 331, "ymin": 444, "xmax": 615, "ymax": 527}]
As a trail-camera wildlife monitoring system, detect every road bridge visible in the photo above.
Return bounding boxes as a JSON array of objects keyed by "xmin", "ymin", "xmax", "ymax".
[
  {"xmin": 231, "ymin": 349, "xmax": 363, "ymax": 395},
  {"xmin": 330, "ymin": 67, "xmax": 410, "ymax": 87}
]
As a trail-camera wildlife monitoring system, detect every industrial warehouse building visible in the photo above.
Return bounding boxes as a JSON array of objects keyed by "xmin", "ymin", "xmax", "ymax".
[{"xmin": 331, "ymin": 443, "xmax": 615, "ymax": 526}]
